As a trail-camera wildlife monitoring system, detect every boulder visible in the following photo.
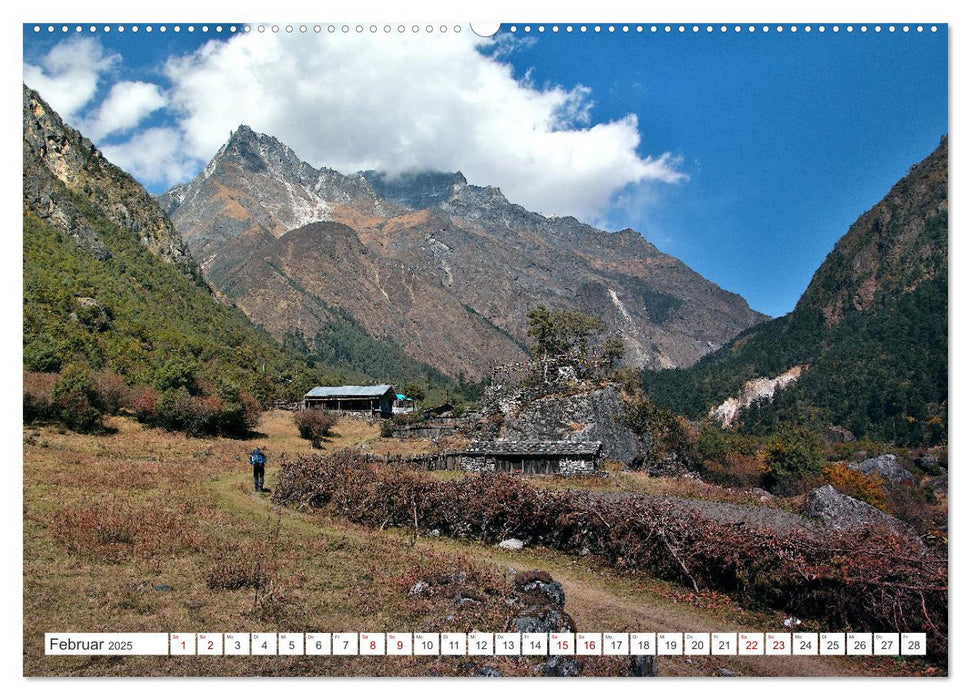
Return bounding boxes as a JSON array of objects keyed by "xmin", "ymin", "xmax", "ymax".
[
  {"xmin": 915, "ymin": 452, "xmax": 944, "ymax": 475},
  {"xmin": 847, "ymin": 454, "xmax": 915, "ymax": 485},
  {"xmin": 494, "ymin": 385, "xmax": 642, "ymax": 464},
  {"xmin": 513, "ymin": 570, "xmax": 566, "ymax": 608},
  {"xmin": 537, "ymin": 656, "xmax": 582, "ymax": 677},
  {"xmin": 823, "ymin": 426, "xmax": 857, "ymax": 444},
  {"xmin": 498, "ymin": 538, "xmax": 524, "ymax": 550},
  {"xmin": 508, "ymin": 570, "xmax": 575, "ymax": 634},
  {"xmin": 512, "ymin": 609, "xmax": 574, "ymax": 634},
  {"xmin": 408, "ymin": 581, "xmax": 430, "ymax": 596},
  {"xmin": 801, "ymin": 485, "xmax": 914, "ymax": 538}
]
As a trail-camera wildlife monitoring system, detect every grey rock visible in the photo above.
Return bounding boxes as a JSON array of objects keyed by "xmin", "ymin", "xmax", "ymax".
[
  {"xmin": 498, "ymin": 538, "xmax": 524, "ymax": 550},
  {"xmin": 802, "ymin": 485, "xmax": 914, "ymax": 538},
  {"xmin": 915, "ymin": 452, "xmax": 944, "ymax": 475},
  {"xmin": 514, "ymin": 575, "xmax": 566, "ymax": 609},
  {"xmin": 823, "ymin": 426, "xmax": 857, "ymax": 444},
  {"xmin": 715, "ymin": 668, "xmax": 737, "ymax": 677},
  {"xmin": 512, "ymin": 609, "xmax": 573, "ymax": 634},
  {"xmin": 24, "ymin": 86, "xmax": 199, "ymax": 279},
  {"xmin": 408, "ymin": 581, "xmax": 430, "ymax": 596},
  {"xmin": 847, "ymin": 454, "xmax": 915, "ymax": 485},
  {"xmin": 537, "ymin": 656, "xmax": 582, "ymax": 677},
  {"xmin": 496, "ymin": 386, "xmax": 642, "ymax": 465},
  {"xmin": 927, "ymin": 474, "xmax": 948, "ymax": 494},
  {"xmin": 629, "ymin": 655, "xmax": 659, "ymax": 677},
  {"xmin": 509, "ymin": 571, "xmax": 574, "ymax": 634},
  {"xmin": 362, "ymin": 169, "xmax": 467, "ymax": 210},
  {"xmin": 472, "ymin": 666, "xmax": 503, "ymax": 677}
]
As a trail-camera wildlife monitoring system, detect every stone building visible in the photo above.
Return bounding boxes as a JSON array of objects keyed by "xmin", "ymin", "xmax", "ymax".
[{"xmin": 461, "ymin": 440, "xmax": 603, "ymax": 476}]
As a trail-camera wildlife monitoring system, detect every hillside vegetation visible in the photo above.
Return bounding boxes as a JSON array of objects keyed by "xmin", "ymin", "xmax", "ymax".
[{"xmin": 643, "ymin": 139, "xmax": 947, "ymax": 447}]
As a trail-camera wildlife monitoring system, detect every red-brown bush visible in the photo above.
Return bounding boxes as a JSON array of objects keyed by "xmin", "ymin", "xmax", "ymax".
[{"xmin": 293, "ymin": 409, "xmax": 338, "ymax": 448}]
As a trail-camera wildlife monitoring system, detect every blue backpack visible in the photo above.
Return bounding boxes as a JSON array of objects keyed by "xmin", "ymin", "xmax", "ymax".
[{"xmin": 251, "ymin": 450, "xmax": 266, "ymax": 467}]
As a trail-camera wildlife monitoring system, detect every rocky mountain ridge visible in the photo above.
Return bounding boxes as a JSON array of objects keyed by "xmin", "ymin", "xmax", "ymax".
[
  {"xmin": 23, "ymin": 85, "xmax": 202, "ymax": 284},
  {"xmin": 159, "ymin": 125, "xmax": 768, "ymax": 378}
]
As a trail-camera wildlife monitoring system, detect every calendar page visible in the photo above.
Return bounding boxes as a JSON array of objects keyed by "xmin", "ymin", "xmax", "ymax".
[{"xmin": 21, "ymin": 9, "xmax": 948, "ymax": 682}]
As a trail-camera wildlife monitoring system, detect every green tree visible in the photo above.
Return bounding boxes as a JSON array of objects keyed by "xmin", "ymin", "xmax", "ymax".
[
  {"xmin": 600, "ymin": 337, "xmax": 626, "ymax": 369},
  {"xmin": 763, "ymin": 425, "xmax": 824, "ymax": 492},
  {"xmin": 526, "ymin": 305, "xmax": 607, "ymax": 359}
]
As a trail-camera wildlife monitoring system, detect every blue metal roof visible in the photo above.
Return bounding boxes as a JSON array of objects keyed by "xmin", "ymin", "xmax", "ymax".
[{"xmin": 304, "ymin": 384, "xmax": 394, "ymax": 399}]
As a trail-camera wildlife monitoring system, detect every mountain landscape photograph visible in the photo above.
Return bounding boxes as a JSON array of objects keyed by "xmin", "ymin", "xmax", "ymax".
[{"xmin": 21, "ymin": 19, "xmax": 947, "ymax": 680}]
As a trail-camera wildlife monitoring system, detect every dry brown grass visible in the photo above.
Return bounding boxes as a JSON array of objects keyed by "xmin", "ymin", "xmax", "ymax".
[
  {"xmin": 22, "ymin": 412, "xmax": 932, "ymax": 677},
  {"xmin": 528, "ymin": 469, "xmax": 791, "ymax": 511}
]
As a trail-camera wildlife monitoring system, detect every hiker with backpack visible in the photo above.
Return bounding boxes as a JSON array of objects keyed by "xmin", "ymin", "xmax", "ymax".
[{"xmin": 250, "ymin": 447, "xmax": 267, "ymax": 492}]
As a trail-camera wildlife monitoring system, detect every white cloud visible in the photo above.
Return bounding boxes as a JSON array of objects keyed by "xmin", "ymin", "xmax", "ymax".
[
  {"xmin": 161, "ymin": 31, "xmax": 685, "ymax": 221},
  {"xmin": 23, "ymin": 37, "xmax": 118, "ymax": 121},
  {"xmin": 100, "ymin": 127, "xmax": 198, "ymax": 186},
  {"xmin": 81, "ymin": 81, "xmax": 167, "ymax": 140}
]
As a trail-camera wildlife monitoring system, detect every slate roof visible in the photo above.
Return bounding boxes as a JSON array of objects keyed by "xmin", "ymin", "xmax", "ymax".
[
  {"xmin": 304, "ymin": 384, "xmax": 394, "ymax": 399},
  {"xmin": 463, "ymin": 440, "xmax": 602, "ymax": 456}
]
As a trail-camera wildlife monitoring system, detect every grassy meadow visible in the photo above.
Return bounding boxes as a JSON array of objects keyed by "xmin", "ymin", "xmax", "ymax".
[{"xmin": 22, "ymin": 412, "xmax": 933, "ymax": 677}]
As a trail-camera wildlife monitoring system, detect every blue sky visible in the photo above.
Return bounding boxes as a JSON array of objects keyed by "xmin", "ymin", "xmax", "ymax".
[{"xmin": 22, "ymin": 23, "xmax": 947, "ymax": 317}]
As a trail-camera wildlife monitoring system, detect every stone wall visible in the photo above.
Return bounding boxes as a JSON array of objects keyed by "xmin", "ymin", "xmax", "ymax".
[
  {"xmin": 459, "ymin": 454, "xmax": 598, "ymax": 476},
  {"xmin": 390, "ymin": 419, "xmax": 462, "ymax": 440}
]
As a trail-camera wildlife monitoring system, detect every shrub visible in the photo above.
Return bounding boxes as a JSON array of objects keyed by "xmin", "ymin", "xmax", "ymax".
[
  {"xmin": 129, "ymin": 385, "xmax": 159, "ymax": 422},
  {"xmin": 823, "ymin": 463, "xmax": 889, "ymax": 510},
  {"xmin": 154, "ymin": 357, "xmax": 199, "ymax": 393},
  {"xmin": 293, "ymin": 409, "xmax": 338, "ymax": 448},
  {"xmin": 763, "ymin": 425, "xmax": 825, "ymax": 494},
  {"xmin": 135, "ymin": 385, "xmax": 261, "ymax": 437},
  {"xmin": 216, "ymin": 391, "xmax": 263, "ymax": 436},
  {"xmin": 91, "ymin": 369, "xmax": 130, "ymax": 415},
  {"xmin": 50, "ymin": 364, "xmax": 103, "ymax": 433},
  {"xmin": 23, "ymin": 371, "xmax": 58, "ymax": 423},
  {"xmin": 206, "ymin": 553, "xmax": 269, "ymax": 590},
  {"xmin": 153, "ymin": 387, "xmax": 214, "ymax": 435},
  {"xmin": 624, "ymin": 393, "xmax": 696, "ymax": 471}
]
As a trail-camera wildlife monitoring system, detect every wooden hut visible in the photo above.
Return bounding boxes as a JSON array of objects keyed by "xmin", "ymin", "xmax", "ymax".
[{"xmin": 303, "ymin": 384, "xmax": 396, "ymax": 418}]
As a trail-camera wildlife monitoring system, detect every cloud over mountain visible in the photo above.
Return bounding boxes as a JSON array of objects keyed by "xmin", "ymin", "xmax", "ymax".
[{"xmin": 26, "ymin": 31, "xmax": 685, "ymax": 222}]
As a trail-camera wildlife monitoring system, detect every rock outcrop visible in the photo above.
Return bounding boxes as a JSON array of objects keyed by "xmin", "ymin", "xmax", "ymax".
[
  {"xmin": 801, "ymin": 485, "xmax": 915, "ymax": 539},
  {"xmin": 709, "ymin": 365, "xmax": 806, "ymax": 428},
  {"xmin": 508, "ymin": 571, "xmax": 575, "ymax": 634},
  {"xmin": 473, "ymin": 381, "xmax": 645, "ymax": 465},
  {"xmin": 847, "ymin": 454, "xmax": 916, "ymax": 485},
  {"xmin": 23, "ymin": 85, "xmax": 201, "ymax": 283},
  {"xmin": 499, "ymin": 386, "xmax": 641, "ymax": 464}
]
